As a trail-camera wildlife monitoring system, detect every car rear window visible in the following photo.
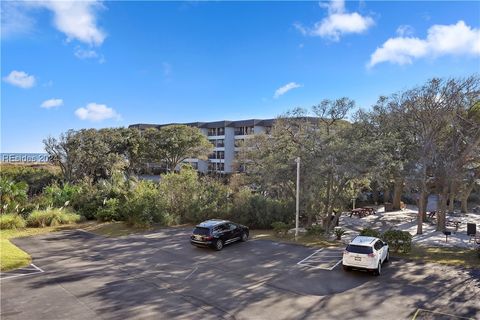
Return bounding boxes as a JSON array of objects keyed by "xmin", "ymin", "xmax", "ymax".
[
  {"xmin": 193, "ymin": 227, "xmax": 210, "ymax": 236},
  {"xmin": 346, "ymin": 244, "xmax": 373, "ymax": 254}
]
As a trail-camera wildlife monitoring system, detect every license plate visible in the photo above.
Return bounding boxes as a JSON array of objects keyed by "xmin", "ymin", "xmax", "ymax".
[{"xmin": 355, "ymin": 257, "xmax": 361, "ymax": 261}]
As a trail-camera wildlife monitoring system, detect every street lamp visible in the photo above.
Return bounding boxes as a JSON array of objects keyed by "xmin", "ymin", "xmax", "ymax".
[{"xmin": 295, "ymin": 157, "xmax": 300, "ymax": 240}]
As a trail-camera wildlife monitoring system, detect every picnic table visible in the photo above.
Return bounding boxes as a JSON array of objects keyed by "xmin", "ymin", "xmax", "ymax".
[
  {"xmin": 349, "ymin": 207, "xmax": 376, "ymax": 218},
  {"xmin": 446, "ymin": 219, "xmax": 461, "ymax": 233}
]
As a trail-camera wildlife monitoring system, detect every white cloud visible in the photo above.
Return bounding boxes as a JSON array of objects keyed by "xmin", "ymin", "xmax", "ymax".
[
  {"xmin": 74, "ymin": 47, "xmax": 98, "ymax": 59},
  {"xmin": 3, "ymin": 1, "xmax": 106, "ymax": 46},
  {"xmin": 296, "ymin": 0, "xmax": 374, "ymax": 41},
  {"xmin": 41, "ymin": 98, "xmax": 63, "ymax": 109},
  {"xmin": 1, "ymin": 1, "xmax": 35, "ymax": 38},
  {"xmin": 75, "ymin": 103, "xmax": 121, "ymax": 122},
  {"xmin": 38, "ymin": 0, "xmax": 106, "ymax": 46},
  {"xmin": 3, "ymin": 70, "xmax": 36, "ymax": 88},
  {"xmin": 369, "ymin": 21, "xmax": 480, "ymax": 67},
  {"xmin": 396, "ymin": 25, "xmax": 414, "ymax": 37},
  {"xmin": 274, "ymin": 82, "xmax": 302, "ymax": 99}
]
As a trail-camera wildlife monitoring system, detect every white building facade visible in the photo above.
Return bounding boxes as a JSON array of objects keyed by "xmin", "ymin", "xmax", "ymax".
[{"xmin": 130, "ymin": 119, "xmax": 274, "ymax": 174}]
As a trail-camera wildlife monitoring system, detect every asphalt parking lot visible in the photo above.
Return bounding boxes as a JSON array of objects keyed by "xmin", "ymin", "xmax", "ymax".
[{"xmin": 1, "ymin": 228, "xmax": 479, "ymax": 320}]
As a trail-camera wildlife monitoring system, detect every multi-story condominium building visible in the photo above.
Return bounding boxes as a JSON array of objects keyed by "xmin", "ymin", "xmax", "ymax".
[{"xmin": 130, "ymin": 119, "xmax": 275, "ymax": 174}]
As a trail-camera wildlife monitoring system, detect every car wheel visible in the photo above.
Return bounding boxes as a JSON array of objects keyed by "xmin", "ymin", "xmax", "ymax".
[
  {"xmin": 385, "ymin": 250, "xmax": 389, "ymax": 263},
  {"xmin": 342, "ymin": 264, "xmax": 350, "ymax": 272},
  {"xmin": 375, "ymin": 262, "xmax": 381, "ymax": 276},
  {"xmin": 241, "ymin": 232, "xmax": 248, "ymax": 242},
  {"xmin": 214, "ymin": 239, "xmax": 223, "ymax": 251}
]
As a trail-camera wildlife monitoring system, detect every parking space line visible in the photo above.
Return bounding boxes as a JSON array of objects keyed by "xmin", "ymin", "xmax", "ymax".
[
  {"xmin": 328, "ymin": 259, "xmax": 343, "ymax": 271},
  {"xmin": 297, "ymin": 248, "xmax": 343, "ymax": 271},
  {"xmin": 412, "ymin": 308, "xmax": 474, "ymax": 320},
  {"xmin": 297, "ymin": 248, "xmax": 323, "ymax": 265},
  {"xmin": 0, "ymin": 263, "xmax": 44, "ymax": 281},
  {"xmin": 184, "ymin": 266, "xmax": 198, "ymax": 280}
]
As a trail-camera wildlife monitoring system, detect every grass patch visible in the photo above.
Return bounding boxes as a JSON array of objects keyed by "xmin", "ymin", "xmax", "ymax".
[
  {"xmin": 250, "ymin": 229, "xmax": 341, "ymax": 248},
  {"xmin": 0, "ymin": 223, "xmax": 92, "ymax": 271},
  {"xmin": 393, "ymin": 245, "xmax": 479, "ymax": 269}
]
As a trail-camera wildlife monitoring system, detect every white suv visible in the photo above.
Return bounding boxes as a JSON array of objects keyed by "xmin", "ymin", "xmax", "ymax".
[{"xmin": 342, "ymin": 236, "xmax": 389, "ymax": 276}]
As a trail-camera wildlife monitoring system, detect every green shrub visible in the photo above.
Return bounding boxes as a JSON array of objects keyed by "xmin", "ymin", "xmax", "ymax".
[
  {"xmin": 26, "ymin": 208, "xmax": 81, "ymax": 227},
  {"xmin": 157, "ymin": 168, "xmax": 202, "ymax": 224},
  {"xmin": 0, "ymin": 164, "xmax": 60, "ymax": 195},
  {"xmin": 96, "ymin": 198, "xmax": 121, "ymax": 222},
  {"xmin": 70, "ymin": 182, "xmax": 104, "ymax": 220},
  {"xmin": 0, "ymin": 178, "xmax": 28, "ymax": 214},
  {"xmin": 44, "ymin": 183, "xmax": 81, "ymax": 208},
  {"xmin": 306, "ymin": 224, "xmax": 324, "ymax": 236},
  {"xmin": 0, "ymin": 214, "xmax": 26, "ymax": 229},
  {"xmin": 382, "ymin": 229, "xmax": 412, "ymax": 253},
  {"xmin": 124, "ymin": 180, "xmax": 169, "ymax": 227},
  {"xmin": 359, "ymin": 227, "xmax": 382, "ymax": 238},
  {"xmin": 334, "ymin": 227, "xmax": 347, "ymax": 240},
  {"xmin": 230, "ymin": 189, "xmax": 293, "ymax": 229},
  {"xmin": 271, "ymin": 221, "xmax": 290, "ymax": 237}
]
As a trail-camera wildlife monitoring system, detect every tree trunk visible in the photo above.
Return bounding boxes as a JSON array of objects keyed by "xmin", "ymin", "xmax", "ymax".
[
  {"xmin": 384, "ymin": 189, "xmax": 391, "ymax": 203},
  {"xmin": 392, "ymin": 177, "xmax": 404, "ymax": 210},
  {"xmin": 436, "ymin": 185, "xmax": 448, "ymax": 232},
  {"xmin": 417, "ymin": 162, "xmax": 428, "ymax": 235},
  {"xmin": 372, "ymin": 189, "xmax": 379, "ymax": 205},
  {"xmin": 460, "ymin": 183, "xmax": 475, "ymax": 213},
  {"xmin": 448, "ymin": 190, "xmax": 455, "ymax": 212}
]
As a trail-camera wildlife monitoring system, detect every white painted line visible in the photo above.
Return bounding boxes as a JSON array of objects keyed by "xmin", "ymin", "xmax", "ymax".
[
  {"xmin": 184, "ymin": 266, "xmax": 198, "ymax": 280},
  {"xmin": 328, "ymin": 259, "xmax": 343, "ymax": 271},
  {"xmin": 31, "ymin": 263, "xmax": 44, "ymax": 273},
  {"xmin": 297, "ymin": 262, "xmax": 332, "ymax": 270},
  {"xmin": 296, "ymin": 248, "xmax": 323, "ymax": 265},
  {"xmin": 0, "ymin": 263, "xmax": 44, "ymax": 281}
]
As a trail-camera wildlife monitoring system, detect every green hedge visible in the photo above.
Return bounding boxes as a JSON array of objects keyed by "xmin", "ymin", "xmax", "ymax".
[
  {"xmin": 359, "ymin": 227, "xmax": 382, "ymax": 238},
  {"xmin": 382, "ymin": 229, "xmax": 412, "ymax": 253},
  {"xmin": 359, "ymin": 227, "xmax": 412, "ymax": 253}
]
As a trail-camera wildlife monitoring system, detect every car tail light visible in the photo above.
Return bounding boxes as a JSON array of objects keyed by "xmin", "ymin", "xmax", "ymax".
[
  {"xmin": 205, "ymin": 236, "xmax": 213, "ymax": 240},
  {"xmin": 368, "ymin": 253, "xmax": 376, "ymax": 257}
]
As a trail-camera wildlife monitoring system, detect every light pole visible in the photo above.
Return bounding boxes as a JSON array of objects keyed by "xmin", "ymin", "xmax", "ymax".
[{"xmin": 295, "ymin": 157, "xmax": 300, "ymax": 240}]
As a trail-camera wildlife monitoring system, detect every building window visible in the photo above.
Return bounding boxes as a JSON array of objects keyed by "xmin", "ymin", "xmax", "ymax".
[
  {"xmin": 208, "ymin": 127, "xmax": 225, "ymax": 136},
  {"xmin": 208, "ymin": 151, "xmax": 225, "ymax": 159},
  {"xmin": 216, "ymin": 139, "xmax": 224, "ymax": 147},
  {"xmin": 235, "ymin": 126, "xmax": 254, "ymax": 135},
  {"xmin": 208, "ymin": 161, "xmax": 225, "ymax": 172}
]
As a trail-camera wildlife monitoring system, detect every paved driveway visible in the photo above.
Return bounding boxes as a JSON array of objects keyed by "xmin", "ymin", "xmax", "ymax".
[{"xmin": 1, "ymin": 228, "xmax": 479, "ymax": 320}]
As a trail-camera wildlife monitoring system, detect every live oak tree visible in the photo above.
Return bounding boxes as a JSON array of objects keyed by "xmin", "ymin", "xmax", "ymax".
[
  {"xmin": 381, "ymin": 76, "xmax": 480, "ymax": 233},
  {"xmin": 44, "ymin": 128, "xmax": 142, "ymax": 183},
  {"xmin": 141, "ymin": 125, "xmax": 213, "ymax": 172},
  {"xmin": 239, "ymin": 99, "xmax": 374, "ymax": 232}
]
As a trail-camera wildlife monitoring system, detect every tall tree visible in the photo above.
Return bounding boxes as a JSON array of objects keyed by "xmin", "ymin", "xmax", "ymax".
[{"xmin": 141, "ymin": 125, "xmax": 213, "ymax": 172}]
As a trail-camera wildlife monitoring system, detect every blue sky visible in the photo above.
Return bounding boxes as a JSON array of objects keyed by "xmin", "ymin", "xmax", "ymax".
[{"xmin": 2, "ymin": 0, "xmax": 479, "ymax": 152}]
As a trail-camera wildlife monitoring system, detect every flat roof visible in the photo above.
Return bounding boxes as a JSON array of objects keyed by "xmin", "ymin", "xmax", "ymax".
[{"xmin": 129, "ymin": 118, "xmax": 276, "ymax": 129}]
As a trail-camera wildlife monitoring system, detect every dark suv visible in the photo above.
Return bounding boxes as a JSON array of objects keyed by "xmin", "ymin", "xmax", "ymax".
[{"xmin": 190, "ymin": 219, "xmax": 249, "ymax": 251}]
